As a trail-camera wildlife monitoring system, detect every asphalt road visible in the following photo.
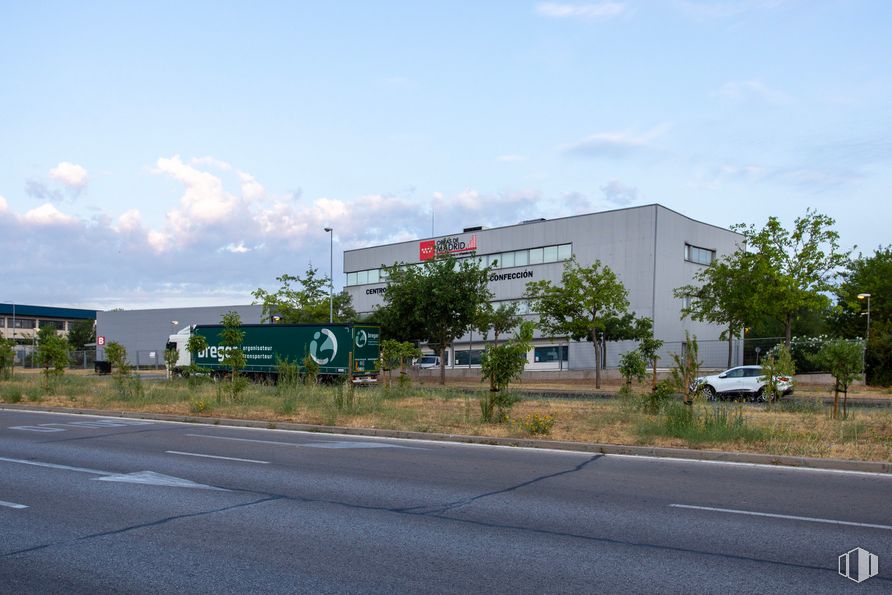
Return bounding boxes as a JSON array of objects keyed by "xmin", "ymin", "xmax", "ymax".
[{"xmin": 1, "ymin": 409, "xmax": 889, "ymax": 594}]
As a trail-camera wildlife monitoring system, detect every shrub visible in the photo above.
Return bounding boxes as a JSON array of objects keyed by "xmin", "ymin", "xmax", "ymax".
[
  {"xmin": 1, "ymin": 385, "xmax": 22, "ymax": 403},
  {"xmin": 479, "ymin": 391, "xmax": 520, "ymax": 423},
  {"xmin": 515, "ymin": 413, "xmax": 555, "ymax": 436},
  {"xmin": 189, "ymin": 398, "xmax": 211, "ymax": 414},
  {"xmin": 619, "ymin": 349, "xmax": 647, "ymax": 390}
]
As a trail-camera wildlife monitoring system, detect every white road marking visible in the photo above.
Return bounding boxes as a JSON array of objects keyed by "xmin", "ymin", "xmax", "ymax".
[
  {"xmin": 670, "ymin": 504, "xmax": 892, "ymax": 531},
  {"xmin": 9, "ymin": 418, "xmax": 154, "ymax": 432},
  {"xmin": 166, "ymin": 451, "xmax": 269, "ymax": 464},
  {"xmin": 0, "ymin": 500, "xmax": 29, "ymax": 509},
  {"xmin": 186, "ymin": 433, "xmax": 423, "ymax": 450},
  {"xmin": 0, "ymin": 456, "xmax": 112, "ymax": 475},
  {"xmin": 9, "ymin": 425, "xmax": 66, "ymax": 432},
  {"xmin": 93, "ymin": 471, "xmax": 227, "ymax": 491},
  {"xmin": 0, "ymin": 456, "xmax": 228, "ymax": 491}
]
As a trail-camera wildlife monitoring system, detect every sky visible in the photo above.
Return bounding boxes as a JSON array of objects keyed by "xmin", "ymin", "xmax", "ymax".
[{"xmin": 2, "ymin": 0, "xmax": 890, "ymax": 310}]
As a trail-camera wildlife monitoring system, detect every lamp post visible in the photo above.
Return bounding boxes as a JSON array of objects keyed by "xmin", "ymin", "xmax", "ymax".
[
  {"xmin": 858, "ymin": 293, "xmax": 871, "ymax": 374},
  {"xmin": 324, "ymin": 227, "xmax": 333, "ymax": 323}
]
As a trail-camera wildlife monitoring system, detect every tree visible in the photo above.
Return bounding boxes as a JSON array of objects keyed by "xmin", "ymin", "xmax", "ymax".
[
  {"xmin": 480, "ymin": 322, "xmax": 534, "ymax": 422},
  {"xmin": 670, "ymin": 331, "xmax": 701, "ymax": 403},
  {"xmin": 732, "ymin": 210, "xmax": 850, "ymax": 347},
  {"xmin": 164, "ymin": 348, "xmax": 179, "ymax": 379},
  {"xmin": 67, "ymin": 320, "xmax": 96, "ymax": 351},
  {"xmin": 635, "ymin": 319, "xmax": 664, "ymax": 391},
  {"xmin": 830, "ymin": 246, "xmax": 892, "ymax": 385},
  {"xmin": 475, "ymin": 302, "xmax": 521, "ymax": 345},
  {"xmin": 758, "ymin": 345, "xmax": 795, "ymax": 407},
  {"xmin": 380, "ymin": 339, "xmax": 421, "ymax": 387},
  {"xmin": 0, "ymin": 338, "xmax": 16, "ymax": 380},
  {"xmin": 675, "ymin": 249, "xmax": 759, "ymax": 367},
  {"xmin": 220, "ymin": 311, "xmax": 246, "ymax": 399},
  {"xmin": 618, "ymin": 349, "xmax": 647, "ymax": 392},
  {"xmin": 252, "ymin": 267, "xmax": 357, "ymax": 324},
  {"xmin": 377, "ymin": 255, "xmax": 492, "ymax": 385},
  {"xmin": 105, "ymin": 341, "xmax": 129, "ymax": 375},
  {"xmin": 36, "ymin": 325, "xmax": 69, "ymax": 389},
  {"xmin": 525, "ymin": 258, "xmax": 630, "ymax": 389},
  {"xmin": 812, "ymin": 339, "xmax": 863, "ymax": 419}
]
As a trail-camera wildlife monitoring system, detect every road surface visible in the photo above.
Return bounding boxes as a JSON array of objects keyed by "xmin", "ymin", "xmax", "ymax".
[{"xmin": 1, "ymin": 409, "xmax": 889, "ymax": 593}]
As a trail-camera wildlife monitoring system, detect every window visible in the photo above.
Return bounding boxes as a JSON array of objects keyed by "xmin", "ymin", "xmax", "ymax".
[
  {"xmin": 529, "ymin": 247, "xmax": 544, "ymax": 265},
  {"xmin": 455, "ymin": 349, "xmax": 484, "ymax": 366},
  {"xmin": 723, "ymin": 368, "xmax": 744, "ymax": 378},
  {"xmin": 685, "ymin": 244, "xmax": 714, "ymax": 265},
  {"xmin": 347, "ymin": 272, "xmax": 358, "ymax": 286},
  {"xmin": 558, "ymin": 244, "xmax": 572, "ymax": 260},
  {"xmin": 514, "ymin": 250, "xmax": 528, "ymax": 266},
  {"xmin": 40, "ymin": 320, "xmax": 65, "ymax": 331},
  {"xmin": 368, "ymin": 269, "xmax": 380, "ymax": 284},
  {"xmin": 534, "ymin": 346, "xmax": 568, "ymax": 363},
  {"xmin": 356, "ymin": 270, "xmax": 368, "ymax": 285},
  {"xmin": 500, "ymin": 251, "xmax": 514, "ymax": 268},
  {"xmin": 486, "ymin": 254, "xmax": 499, "ymax": 268},
  {"xmin": 14, "ymin": 319, "xmax": 36, "ymax": 329},
  {"xmin": 543, "ymin": 245, "xmax": 558, "ymax": 263}
]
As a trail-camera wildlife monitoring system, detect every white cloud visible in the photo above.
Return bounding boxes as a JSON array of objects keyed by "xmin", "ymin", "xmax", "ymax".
[
  {"xmin": 115, "ymin": 209, "xmax": 143, "ymax": 233},
  {"xmin": 536, "ymin": 2, "xmax": 626, "ymax": 19},
  {"xmin": 564, "ymin": 124, "xmax": 669, "ymax": 158},
  {"xmin": 238, "ymin": 171, "xmax": 265, "ymax": 201},
  {"xmin": 220, "ymin": 241, "xmax": 250, "ymax": 254},
  {"xmin": 49, "ymin": 162, "xmax": 89, "ymax": 189},
  {"xmin": 154, "ymin": 155, "xmax": 238, "ymax": 226},
  {"xmin": 22, "ymin": 203, "xmax": 77, "ymax": 226},
  {"xmin": 715, "ymin": 80, "xmax": 793, "ymax": 104},
  {"xmin": 600, "ymin": 180, "xmax": 640, "ymax": 205}
]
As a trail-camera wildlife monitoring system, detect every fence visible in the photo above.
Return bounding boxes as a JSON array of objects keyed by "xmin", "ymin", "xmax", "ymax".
[{"xmin": 11, "ymin": 348, "xmax": 97, "ymax": 370}]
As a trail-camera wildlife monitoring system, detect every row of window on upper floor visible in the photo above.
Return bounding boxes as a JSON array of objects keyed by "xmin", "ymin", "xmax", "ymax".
[
  {"xmin": 346, "ymin": 243, "xmax": 573, "ymax": 287},
  {"xmin": 0, "ymin": 318, "xmax": 74, "ymax": 330}
]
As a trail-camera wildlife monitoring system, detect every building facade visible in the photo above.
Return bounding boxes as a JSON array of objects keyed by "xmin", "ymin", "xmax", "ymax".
[
  {"xmin": 0, "ymin": 303, "xmax": 97, "ymax": 344},
  {"xmin": 96, "ymin": 305, "xmax": 263, "ymax": 366},
  {"xmin": 344, "ymin": 204, "xmax": 744, "ymax": 370}
]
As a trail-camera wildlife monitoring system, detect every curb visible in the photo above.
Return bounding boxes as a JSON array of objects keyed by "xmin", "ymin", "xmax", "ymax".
[{"xmin": 3, "ymin": 404, "xmax": 890, "ymax": 474}]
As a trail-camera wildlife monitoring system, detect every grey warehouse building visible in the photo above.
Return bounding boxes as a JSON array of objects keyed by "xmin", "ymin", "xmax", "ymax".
[{"xmin": 344, "ymin": 204, "xmax": 744, "ymax": 371}]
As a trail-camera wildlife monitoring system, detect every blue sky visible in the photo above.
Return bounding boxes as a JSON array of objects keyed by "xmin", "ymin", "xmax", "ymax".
[{"xmin": 2, "ymin": 1, "xmax": 890, "ymax": 309}]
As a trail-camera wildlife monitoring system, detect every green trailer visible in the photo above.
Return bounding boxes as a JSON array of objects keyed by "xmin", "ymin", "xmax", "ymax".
[{"xmin": 168, "ymin": 323, "xmax": 381, "ymax": 381}]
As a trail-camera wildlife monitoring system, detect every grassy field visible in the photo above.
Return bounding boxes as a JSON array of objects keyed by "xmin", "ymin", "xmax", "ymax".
[{"xmin": 2, "ymin": 372, "xmax": 891, "ymax": 462}]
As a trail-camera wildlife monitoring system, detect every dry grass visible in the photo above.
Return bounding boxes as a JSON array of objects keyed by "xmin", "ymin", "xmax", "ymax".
[{"xmin": 2, "ymin": 374, "xmax": 890, "ymax": 462}]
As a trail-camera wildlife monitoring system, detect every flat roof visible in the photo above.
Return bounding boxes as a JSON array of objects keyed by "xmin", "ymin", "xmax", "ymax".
[
  {"xmin": 0, "ymin": 303, "xmax": 97, "ymax": 320},
  {"xmin": 344, "ymin": 203, "xmax": 742, "ymax": 254}
]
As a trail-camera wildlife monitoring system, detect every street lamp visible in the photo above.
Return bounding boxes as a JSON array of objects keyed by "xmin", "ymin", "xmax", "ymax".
[
  {"xmin": 858, "ymin": 293, "xmax": 871, "ymax": 374},
  {"xmin": 324, "ymin": 227, "xmax": 333, "ymax": 323}
]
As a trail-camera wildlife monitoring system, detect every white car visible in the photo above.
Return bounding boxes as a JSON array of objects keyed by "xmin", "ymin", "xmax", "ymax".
[
  {"xmin": 693, "ymin": 365, "xmax": 793, "ymax": 402},
  {"xmin": 413, "ymin": 355, "xmax": 441, "ymax": 369}
]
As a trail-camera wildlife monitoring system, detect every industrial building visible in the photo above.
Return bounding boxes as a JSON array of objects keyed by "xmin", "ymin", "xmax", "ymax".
[
  {"xmin": 344, "ymin": 204, "xmax": 744, "ymax": 370},
  {"xmin": 0, "ymin": 303, "xmax": 96, "ymax": 344}
]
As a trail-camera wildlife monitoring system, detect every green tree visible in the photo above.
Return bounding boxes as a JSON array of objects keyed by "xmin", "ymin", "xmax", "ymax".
[
  {"xmin": 164, "ymin": 347, "xmax": 179, "ymax": 379},
  {"xmin": 812, "ymin": 339, "xmax": 863, "ymax": 419},
  {"xmin": 105, "ymin": 341, "xmax": 129, "ymax": 375},
  {"xmin": 377, "ymin": 254, "xmax": 492, "ymax": 385},
  {"xmin": 475, "ymin": 302, "xmax": 521, "ymax": 345},
  {"xmin": 758, "ymin": 345, "xmax": 795, "ymax": 406},
  {"xmin": 252, "ymin": 266, "xmax": 357, "ymax": 324},
  {"xmin": 67, "ymin": 319, "xmax": 96, "ymax": 351},
  {"xmin": 830, "ymin": 246, "xmax": 892, "ymax": 385},
  {"xmin": 0, "ymin": 338, "xmax": 16, "ymax": 380},
  {"xmin": 524, "ymin": 257, "xmax": 630, "ymax": 389},
  {"xmin": 380, "ymin": 339, "xmax": 422, "ymax": 387},
  {"xmin": 675, "ymin": 249, "xmax": 759, "ymax": 367},
  {"xmin": 635, "ymin": 319, "xmax": 664, "ymax": 391},
  {"xmin": 36, "ymin": 325, "xmax": 69, "ymax": 390},
  {"xmin": 618, "ymin": 349, "xmax": 647, "ymax": 392},
  {"xmin": 220, "ymin": 311, "xmax": 246, "ymax": 399},
  {"xmin": 732, "ymin": 210, "xmax": 850, "ymax": 347},
  {"xmin": 670, "ymin": 332, "xmax": 701, "ymax": 403},
  {"xmin": 480, "ymin": 322, "xmax": 534, "ymax": 422}
]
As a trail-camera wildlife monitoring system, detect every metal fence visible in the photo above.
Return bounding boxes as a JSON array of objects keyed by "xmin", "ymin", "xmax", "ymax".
[{"xmin": 11, "ymin": 348, "xmax": 97, "ymax": 370}]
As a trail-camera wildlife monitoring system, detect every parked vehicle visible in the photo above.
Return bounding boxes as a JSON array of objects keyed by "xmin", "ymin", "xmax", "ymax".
[
  {"xmin": 692, "ymin": 365, "xmax": 793, "ymax": 402},
  {"xmin": 412, "ymin": 355, "xmax": 441, "ymax": 369},
  {"xmin": 167, "ymin": 323, "xmax": 381, "ymax": 382}
]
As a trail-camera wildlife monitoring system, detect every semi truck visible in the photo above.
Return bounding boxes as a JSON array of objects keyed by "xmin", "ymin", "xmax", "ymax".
[{"xmin": 166, "ymin": 323, "xmax": 381, "ymax": 382}]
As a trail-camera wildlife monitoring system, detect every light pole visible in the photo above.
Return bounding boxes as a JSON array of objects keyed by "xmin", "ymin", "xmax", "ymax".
[
  {"xmin": 324, "ymin": 227, "xmax": 333, "ymax": 323},
  {"xmin": 858, "ymin": 293, "xmax": 871, "ymax": 374}
]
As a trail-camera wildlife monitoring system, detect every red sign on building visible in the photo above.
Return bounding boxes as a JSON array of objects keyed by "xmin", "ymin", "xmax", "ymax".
[{"xmin": 419, "ymin": 235, "xmax": 478, "ymax": 261}]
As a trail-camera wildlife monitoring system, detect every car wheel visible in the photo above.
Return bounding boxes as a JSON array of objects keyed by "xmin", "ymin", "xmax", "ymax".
[
  {"xmin": 702, "ymin": 385, "xmax": 716, "ymax": 401},
  {"xmin": 754, "ymin": 387, "xmax": 765, "ymax": 403}
]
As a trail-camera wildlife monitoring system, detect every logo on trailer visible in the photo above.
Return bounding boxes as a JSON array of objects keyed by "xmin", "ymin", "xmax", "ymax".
[
  {"xmin": 839, "ymin": 547, "xmax": 879, "ymax": 583},
  {"xmin": 355, "ymin": 329, "xmax": 368, "ymax": 348},
  {"xmin": 309, "ymin": 328, "xmax": 338, "ymax": 365}
]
